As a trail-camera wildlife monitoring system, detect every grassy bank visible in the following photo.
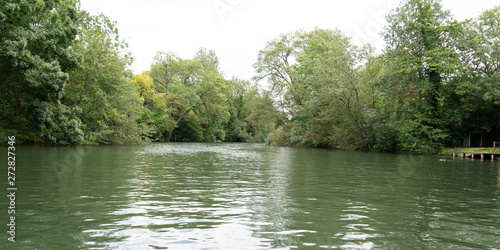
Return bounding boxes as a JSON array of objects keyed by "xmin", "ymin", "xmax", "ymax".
[{"xmin": 439, "ymin": 147, "xmax": 499, "ymax": 156}]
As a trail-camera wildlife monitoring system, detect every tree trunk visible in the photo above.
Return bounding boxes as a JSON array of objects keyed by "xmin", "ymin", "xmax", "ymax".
[{"xmin": 176, "ymin": 109, "xmax": 191, "ymax": 123}]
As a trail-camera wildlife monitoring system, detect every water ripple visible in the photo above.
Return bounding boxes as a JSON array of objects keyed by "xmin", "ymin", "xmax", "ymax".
[{"xmin": 5, "ymin": 143, "xmax": 500, "ymax": 249}]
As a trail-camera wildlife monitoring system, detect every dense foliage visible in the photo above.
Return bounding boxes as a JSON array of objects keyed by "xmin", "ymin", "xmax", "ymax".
[
  {"xmin": 1, "ymin": 0, "xmax": 82, "ymax": 143},
  {"xmin": 0, "ymin": 0, "xmax": 279, "ymax": 144},
  {"xmin": 259, "ymin": 0, "xmax": 500, "ymax": 153},
  {"xmin": 1, "ymin": 0, "xmax": 498, "ymax": 153},
  {"xmin": 63, "ymin": 12, "xmax": 147, "ymax": 144}
]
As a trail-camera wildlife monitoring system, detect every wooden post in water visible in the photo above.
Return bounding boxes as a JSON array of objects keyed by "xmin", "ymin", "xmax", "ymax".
[{"xmin": 481, "ymin": 154, "xmax": 484, "ymax": 161}]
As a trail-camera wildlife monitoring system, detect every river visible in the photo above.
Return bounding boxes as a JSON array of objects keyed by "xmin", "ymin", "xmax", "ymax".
[{"xmin": 1, "ymin": 143, "xmax": 499, "ymax": 249}]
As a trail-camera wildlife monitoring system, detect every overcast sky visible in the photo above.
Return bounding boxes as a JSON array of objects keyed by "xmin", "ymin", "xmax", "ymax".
[{"xmin": 79, "ymin": 0, "xmax": 499, "ymax": 81}]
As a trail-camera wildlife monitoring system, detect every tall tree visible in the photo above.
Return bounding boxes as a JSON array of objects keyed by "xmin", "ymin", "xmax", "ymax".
[
  {"xmin": 461, "ymin": 6, "xmax": 500, "ymax": 105},
  {"xmin": 256, "ymin": 29, "xmax": 373, "ymax": 149},
  {"xmin": 295, "ymin": 29, "xmax": 373, "ymax": 150},
  {"xmin": 64, "ymin": 12, "xmax": 147, "ymax": 144},
  {"xmin": 380, "ymin": 0, "xmax": 462, "ymax": 152},
  {"xmin": 253, "ymin": 32, "xmax": 305, "ymax": 114},
  {"xmin": 442, "ymin": 5, "xmax": 500, "ymax": 143},
  {"xmin": 0, "ymin": 0, "xmax": 83, "ymax": 143},
  {"xmin": 384, "ymin": 0, "xmax": 461, "ymax": 110}
]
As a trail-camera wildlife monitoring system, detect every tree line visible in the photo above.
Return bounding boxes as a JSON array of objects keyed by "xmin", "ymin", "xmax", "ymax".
[
  {"xmin": 1, "ymin": 0, "xmax": 499, "ymax": 153},
  {"xmin": 1, "ymin": 0, "xmax": 279, "ymax": 145},
  {"xmin": 257, "ymin": 0, "xmax": 500, "ymax": 153}
]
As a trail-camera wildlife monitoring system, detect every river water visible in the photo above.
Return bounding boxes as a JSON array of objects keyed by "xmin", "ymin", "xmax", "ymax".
[{"xmin": 1, "ymin": 143, "xmax": 499, "ymax": 249}]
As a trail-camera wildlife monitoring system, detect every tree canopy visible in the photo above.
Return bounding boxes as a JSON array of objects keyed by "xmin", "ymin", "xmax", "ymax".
[
  {"xmin": 259, "ymin": 0, "xmax": 500, "ymax": 153},
  {"xmin": 1, "ymin": 0, "xmax": 82, "ymax": 144}
]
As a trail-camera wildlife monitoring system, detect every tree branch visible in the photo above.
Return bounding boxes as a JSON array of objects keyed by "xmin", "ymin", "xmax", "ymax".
[{"xmin": 176, "ymin": 108, "xmax": 191, "ymax": 124}]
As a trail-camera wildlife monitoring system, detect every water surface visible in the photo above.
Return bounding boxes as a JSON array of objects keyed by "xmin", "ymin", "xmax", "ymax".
[{"xmin": 1, "ymin": 143, "xmax": 499, "ymax": 249}]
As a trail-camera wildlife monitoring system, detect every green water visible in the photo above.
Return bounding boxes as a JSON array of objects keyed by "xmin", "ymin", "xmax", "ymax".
[{"xmin": 1, "ymin": 143, "xmax": 499, "ymax": 249}]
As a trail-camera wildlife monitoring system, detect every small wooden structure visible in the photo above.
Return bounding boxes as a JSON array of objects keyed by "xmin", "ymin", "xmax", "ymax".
[
  {"xmin": 455, "ymin": 140, "xmax": 500, "ymax": 161},
  {"xmin": 454, "ymin": 142, "xmax": 500, "ymax": 161},
  {"xmin": 454, "ymin": 151, "xmax": 500, "ymax": 161}
]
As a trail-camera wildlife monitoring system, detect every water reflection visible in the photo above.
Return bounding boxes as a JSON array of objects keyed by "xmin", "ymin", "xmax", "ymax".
[
  {"xmin": 253, "ymin": 146, "xmax": 296, "ymax": 248},
  {"xmin": 85, "ymin": 143, "xmax": 281, "ymax": 249}
]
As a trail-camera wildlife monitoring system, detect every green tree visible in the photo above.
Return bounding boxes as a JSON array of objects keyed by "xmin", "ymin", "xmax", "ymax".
[
  {"xmin": 459, "ymin": 6, "xmax": 500, "ymax": 105},
  {"xmin": 384, "ymin": 0, "xmax": 462, "ymax": 104},
  {"xmin": 150, "ymin": 49, "xmax": 230, "ymax": 142},
  {"xmin": 442, "ymin": 5, "xmax": 500, "ymax": 144},
  {"xmin": 64, "ymin": 12, "xmax": 147, "ymax": 144},
  {"xmin": 254, "ymin": 31, "xmax": 305, "ymax": 114},
  {"xmin": 132, "ymin": 72, "xmax": 176, "ymax": 141},
  {"xmin": 0, "ymin": 0, "xmax": 83, "ymax": 143},
  {"xmin": 196, "ymin": 70, "xmax": 230, "ymax": 142},
  {"xmin": 380, "ymin": 0, "xmax": 462, "ymax": 152},
  {"xmin": 295, "ymin": 29, "xmax": 372, "ymax": 150},
  {"xmin": 256, "ymin": 29, "xmax": 373, "ymax": 150},
  {"xmin": 173, "ymin": 111, "xmax": 204, "ymax": 142},
  {"xmin": 225, "ymin": 77, "xmax": 280, "ymax": 142},
  {"xmin": 363, "ymin": 55, "xmax": 402, "ymax": 152}
]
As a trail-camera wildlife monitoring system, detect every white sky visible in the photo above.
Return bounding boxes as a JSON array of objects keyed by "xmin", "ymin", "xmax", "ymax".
[{"xmin": 79, "ymin": 0, "xmax": 499, "ymax": 81}]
